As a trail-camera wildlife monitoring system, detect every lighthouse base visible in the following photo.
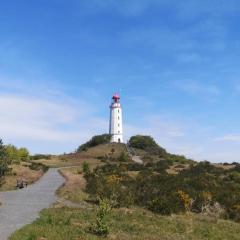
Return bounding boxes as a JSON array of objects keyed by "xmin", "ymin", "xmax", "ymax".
[{"xmin": 111, "ymin": 134, "xmax": 123, "ymax": 143}]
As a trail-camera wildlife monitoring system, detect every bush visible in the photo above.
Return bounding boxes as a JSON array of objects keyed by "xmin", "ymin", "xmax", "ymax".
[
  {"xmin": 147, "ymin": 193, "xmax": 184, "ymax": 215},
  {"xmin": 29, "ymin": 162, "xmax": 49, "ymax": 172},
  {"xmin": 154, "ymin": 160, "xmax": 171, "ymax": 172},
  {"xmin": 165, "ymin": 153, "xmax": 191, "ymax": 164},
  {"xmin": 85, "ymin": 163, "xmax": 135, "ymax": 207},
  {"xmin": 30, "ymin": 154, "xmax": 52, "ymax": 160},
  {"xmin": 126, "ymin": 163, "xmax": 145, "ymax": 171},
  {"xmin": 129, "ymin": 135, "xmax": 167, "ymax": 157}
]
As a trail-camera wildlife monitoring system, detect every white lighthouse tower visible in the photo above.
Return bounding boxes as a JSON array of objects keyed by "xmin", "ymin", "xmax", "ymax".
[{"xmin": 109, "ymin": 93, "xmax": 123, "ymax": 143}]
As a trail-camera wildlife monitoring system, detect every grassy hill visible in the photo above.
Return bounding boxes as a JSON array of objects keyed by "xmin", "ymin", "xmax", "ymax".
[
  {"xmin": 10, "ymin": 161, "xmax": 240, "ymax": 240},
  {"xmin": 9, "ymin": 134, "xmax": 240, "ymax": 239},
  {"xmin": 34, "ymin": 143, "xmax": 127, "ymax": 168},
  {"xmin": 75, "ymin": 142, "xmax": 127, "ymax": 159}
]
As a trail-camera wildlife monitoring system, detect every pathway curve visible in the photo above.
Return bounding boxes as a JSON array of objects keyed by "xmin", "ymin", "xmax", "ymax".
[
  {"xmin": 125, "ymin": 144, "xmax": 143, "ymax": 164},
  {"xmin": 0, "ymin": 168, "xmax": 65, "ymax": 240}
]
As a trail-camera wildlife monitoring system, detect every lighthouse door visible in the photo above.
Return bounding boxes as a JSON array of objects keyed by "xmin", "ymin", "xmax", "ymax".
[{"xmin": 118, "ymin": 138, "xmax": 121, "ymax": 143}]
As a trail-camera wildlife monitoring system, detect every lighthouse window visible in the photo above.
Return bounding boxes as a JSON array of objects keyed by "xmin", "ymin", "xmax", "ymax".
[
  {"xmin": 118, "ymin": 124, "xmax": 120, "ymax": 127},
  {"xmin": 118, "ymin": 110, "xmax": 120, "ymax": 113},
  {"xmin": 118, "ymin": 116, "xmax": 120, "ymax": 120}
]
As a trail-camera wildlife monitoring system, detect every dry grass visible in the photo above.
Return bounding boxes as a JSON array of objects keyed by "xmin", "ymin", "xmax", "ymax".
[
  {"xmin": 35, "ymin": 155, "xmax": 100, "ymax": 168},
  {"xmin": 35, "ymin": 143, "xmax": 126, "ymax": 168},
  {"xmin": 79, "ymin": 143, "xmax": 127, "ymax": 159},
  {"xmin": 34, "ymin": 155, "xmax": 79, "ymax": 168},
  {"xmin": 0, "ymin": 163, "xmax": 44, "ymax": 191},
  {"xmin": 213, "ymin": 163, "xmax": 236, "ymax": 170},
  {"xmin": 167, "ymin": 163, "xmax": 191, "ymax": 174},
  {"xmin": 127, "ymin": 171, "xmax": 139, "ymax": 178},
  {"xmin": 57, "ymin": 167, "xmax": 89, "ymax": 203},
  {"xmin": 56, "ymin": 153, "xmax": 103, "ymax": 203}
]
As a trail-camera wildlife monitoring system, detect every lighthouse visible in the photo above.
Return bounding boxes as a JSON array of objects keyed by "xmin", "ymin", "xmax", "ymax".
[{"xmin": 109, "ymin": 93, "xmax": 123, "ymax": 143}]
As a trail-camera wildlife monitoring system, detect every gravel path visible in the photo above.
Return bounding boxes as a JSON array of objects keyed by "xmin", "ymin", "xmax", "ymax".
[{"xmin": 0, "ymin": 168, "xmax": 65, "ymax": 240}]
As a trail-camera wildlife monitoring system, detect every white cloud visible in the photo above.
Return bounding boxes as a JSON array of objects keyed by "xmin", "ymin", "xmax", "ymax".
[
  {"xmin": 214, "ymin": 134, "xmax": 240, "ymax": 142},
  {"xmin": 173, "ymin": 80, "xmax": 220, "ymax": 96},
  {"xmin": 0, "ymin": 94, "xmax": 108, "ymax": 153}
]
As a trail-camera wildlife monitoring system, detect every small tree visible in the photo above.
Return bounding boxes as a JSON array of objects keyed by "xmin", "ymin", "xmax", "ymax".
[
  {"xmin": 82, "ymin": 161, "xmax": 90, "ymax": 176},
  {"xmin": 5, "ymin": 144, "xmax": 20, "ymax": 164},
  {"xmin": 18, "ymin": 148, "xmax": 30, "ymax": 161},
  {"xmin": 0, "ymin": 139, "xmax": 9, "ymax": 186},
  {"xmin": 90, "ymin": 198, "xmax": 112, "ymax": 236},
  {"xmin": 110, "ymin": 148, "xmax": 115, "ymax": 155}
]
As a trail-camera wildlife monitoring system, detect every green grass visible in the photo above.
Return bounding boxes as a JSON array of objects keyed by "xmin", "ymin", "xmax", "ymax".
[{"xmin": 10, "ymin": 206, "xmax": 240, "ymax": 240}]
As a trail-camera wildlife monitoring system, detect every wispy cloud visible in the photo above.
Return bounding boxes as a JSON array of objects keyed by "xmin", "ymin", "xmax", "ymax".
[
  {"xmin": 173, "ymin": 80, "xmax": 220, "ymax": 96},
  {"xmin": 214, "ymin": 134, "xmax": 240, "ymax": 142},
  {"xmin": 78, "ymin": 0, "xmax": 240, "ymax": 18},
  {"xmin": 0, "ymin": 91, "xmax": 108, "ymax": 154}
]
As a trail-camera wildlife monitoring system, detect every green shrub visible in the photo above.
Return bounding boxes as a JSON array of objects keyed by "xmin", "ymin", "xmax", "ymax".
[
  {"xmin": 129, "ymin": 135, "xmax": 167, "ymax": 157},
  {"xmin": 82, "ymin": 161, "xmax": 90, "ymax": 176},
  {"xmin": 154, "ymin": 160, "xmax": 171, "ymax": 172},
  {"xmin": 0, "ymin": 139, "xmax": 10, "ymax": 186},
  {"xmin": 165, "ymin": 153, "xmax": 192, "ymax": 164},
  {"xmin": 30, "ymin": 154, "xmax": 51, "ymax": 160},
  {"xmin": 29, "ymin": 162, "xmax": 49, "ymax": 172},
  {"xmin": 126, "ymin": 163, "xmax": 145, "ymax": 171},
  {"xmin": 147, "ymin": 194, "xmax": 184, "ymax": 215},
  {"xmin": 118, "ymin": 152, "xmax": 130, "ymax": 162},
  {"xmin": 90, "ymin": 198, "xmax": 112, "ymax": 236}
]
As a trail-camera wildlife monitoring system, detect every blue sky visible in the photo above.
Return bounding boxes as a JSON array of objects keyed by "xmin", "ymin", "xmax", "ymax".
[{"xmin": 0, "ymin": 0, "xmax": 240, "ymax": 162}]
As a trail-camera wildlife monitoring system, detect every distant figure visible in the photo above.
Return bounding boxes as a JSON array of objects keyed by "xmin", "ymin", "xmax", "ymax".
[
  {"xmin": 109, "ymin": 93, "xmax": 123, "ymax": 143},
  {"xmin": 16, "ymin": 180, "xmax": 27, "ymax": 189}
]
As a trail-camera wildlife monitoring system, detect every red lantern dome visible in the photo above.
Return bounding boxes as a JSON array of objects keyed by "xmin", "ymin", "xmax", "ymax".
[{"xmin": 112, "ymin": 93, "xmax": 120, "ymax": 102}]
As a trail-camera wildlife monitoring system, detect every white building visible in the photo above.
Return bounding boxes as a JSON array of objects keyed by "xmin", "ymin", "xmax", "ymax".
[{"xmin": 109, "ymin": 94, "xmax": 123, "ymax": 143}]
